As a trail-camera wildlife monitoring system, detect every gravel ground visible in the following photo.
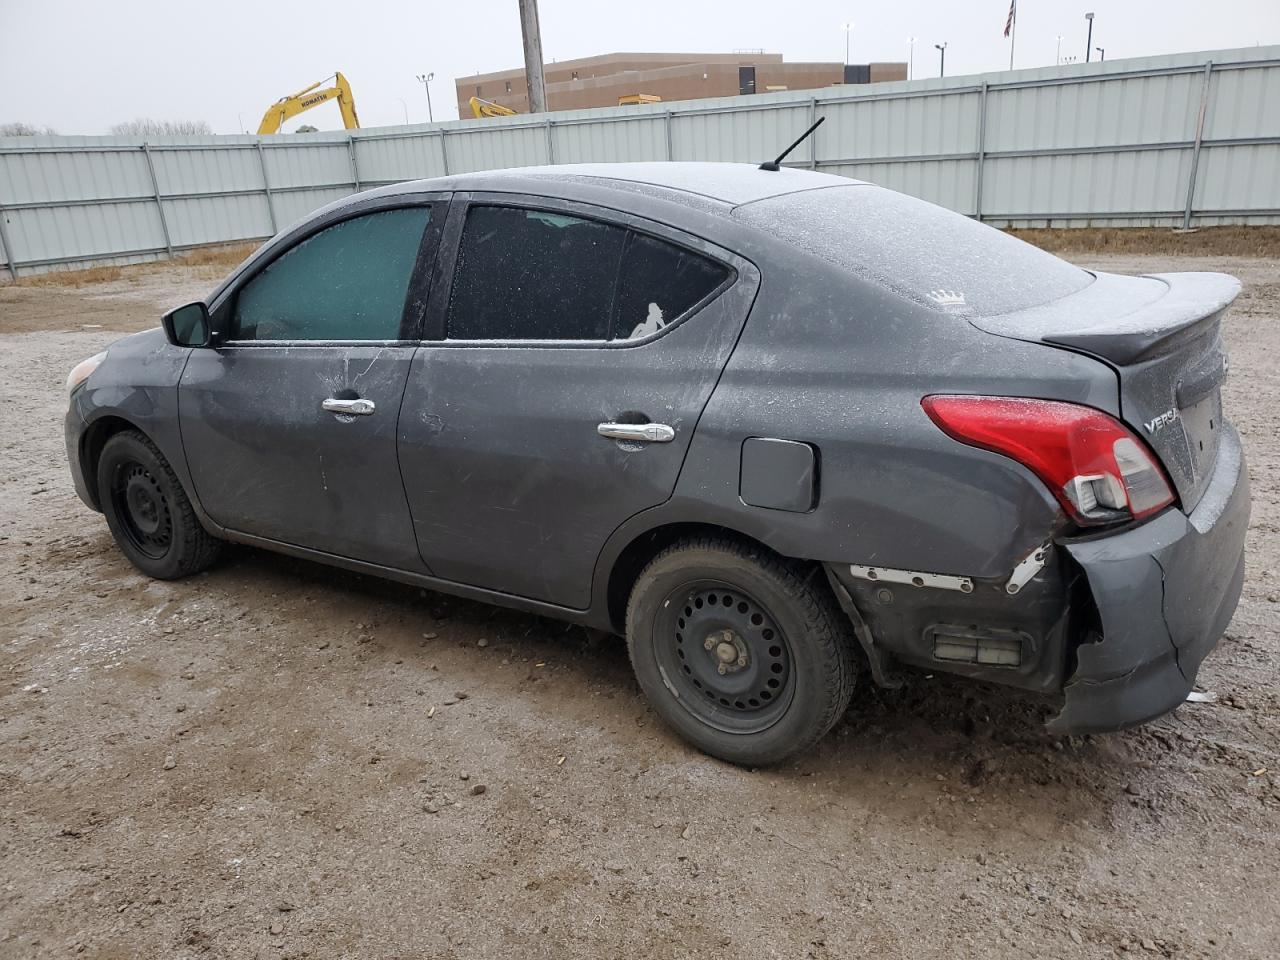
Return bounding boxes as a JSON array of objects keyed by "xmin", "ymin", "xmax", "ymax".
[{"xmin": 0, "ymin": 251, "xmax": 1277, "ymax": 959}]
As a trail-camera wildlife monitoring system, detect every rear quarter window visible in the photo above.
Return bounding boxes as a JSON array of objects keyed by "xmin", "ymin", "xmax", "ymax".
[
  {"xmin": 614, "ymin": 233, "xmax": 730, "ymax": 341},
  {"xmin": 734, "ymin": 185, "xmax": 1092, "ymax": 317}
]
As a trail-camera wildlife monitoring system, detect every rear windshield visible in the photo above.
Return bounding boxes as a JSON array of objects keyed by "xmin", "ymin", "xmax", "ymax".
[{"xmin": 734, "ymin": 185, "xmax": 1092, "ymax": 316}]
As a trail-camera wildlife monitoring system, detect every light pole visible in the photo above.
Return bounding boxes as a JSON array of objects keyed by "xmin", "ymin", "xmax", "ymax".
[
  {"xmin": 1096, "ymin": 47, "xmax": 1106, "ymax": 62},
  {"xmin": 935, "ymin": 42, "xmax": 947, "ymax": 78},
  {"xmin": 1085, "ymin": 12, "xmax": 1095, "ymax": 63},
  {"xmin": 842, "ymin": 22, "xmax": 854, "ymax": 65},
  {"xmin": 396, "ymin": 97, "xmax": 409, "ymax": 124},
  {"xmin": 907, "ymin": 37, "xmax": 917, "ymax": 81},
  {"xmin": 415, "ymin": 73, "xmax": 435, "ymax": 123},
  {"xmin": 1056, "ymin": 35, "xmax": 1063, "ymax": 65}
]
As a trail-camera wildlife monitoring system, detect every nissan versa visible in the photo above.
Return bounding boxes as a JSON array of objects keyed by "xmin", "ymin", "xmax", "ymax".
[{"xmin": 64, "ymin": 162, "xmax": 1250, "ymax": 765}]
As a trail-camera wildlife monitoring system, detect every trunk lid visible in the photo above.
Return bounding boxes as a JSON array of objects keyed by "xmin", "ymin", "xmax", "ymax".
[{"xmin": 972, "ymin": 271, "xmax": 1240, "ymax": 510}]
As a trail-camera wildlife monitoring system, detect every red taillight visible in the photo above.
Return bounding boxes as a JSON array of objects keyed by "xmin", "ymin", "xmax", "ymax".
[{"xmin": 922, "ymin": 395, "xmax": 1176, "ymax": 526}]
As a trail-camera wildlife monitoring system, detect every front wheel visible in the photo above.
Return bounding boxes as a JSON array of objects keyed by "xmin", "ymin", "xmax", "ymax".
[
  {"xmin": 626, "ymin": 537, "xmax": 857, "ymax": 766},
  {"xmin": 97, "ymin": 429, "xmax": 221, "ymax": 579}
]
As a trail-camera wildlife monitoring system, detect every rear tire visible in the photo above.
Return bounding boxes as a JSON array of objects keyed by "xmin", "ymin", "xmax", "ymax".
[
  {"xmin": 97, "ymin": 430, "xmax": 221, "ymax": 580},
  {"xmin": 626, "ymin": 537, "xmax": 857, "ymax": 766}
]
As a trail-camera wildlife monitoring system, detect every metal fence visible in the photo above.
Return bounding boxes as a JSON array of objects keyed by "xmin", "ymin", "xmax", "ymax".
[{"xmin": 2, "ymin": 44, "xmax": 1278, "ymax": 279}]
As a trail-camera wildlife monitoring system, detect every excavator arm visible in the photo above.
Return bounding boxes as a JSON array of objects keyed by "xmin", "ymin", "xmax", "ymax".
[
  {"xmin": 258, "ymin": 72, "xmax": 361, "ymax": 134},
  {"xmin": 469, "ymin": 96, "xmax": 518, "ymax": 119}
]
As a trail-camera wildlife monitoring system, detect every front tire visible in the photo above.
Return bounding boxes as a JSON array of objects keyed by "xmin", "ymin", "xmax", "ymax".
[
  {"xmin": 97, "ymin": 430, "xmax": 221, "ymax": 579},
  {"xmin": 626, "ymin": 537, "xmax": 857, "ymax": 766}
]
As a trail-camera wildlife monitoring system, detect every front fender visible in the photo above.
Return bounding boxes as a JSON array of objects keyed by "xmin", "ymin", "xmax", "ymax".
[{"xmin": 72, "ymin": 328, "xmax": 210, "ymax": 526}]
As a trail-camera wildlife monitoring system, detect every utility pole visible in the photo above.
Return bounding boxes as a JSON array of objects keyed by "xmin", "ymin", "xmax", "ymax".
[
  {"xmin": 843, "ymin": 22, "xmax": 854, "ymax": 65},
  {"xmin": 1085, "ymin": 12, "xmax": 1095, "ymax": 63},
  {"xmin": 1056, "ymin": 35, "xmax": 1063, "ymax": 65},
  {"xmin": 907, "ymin": 37, "xmax": 916, "ymax": 81},
  {"xmin": 518, "ymin": 0, "xmax": 548, "ymax": 113},
  {"xmin": 935, "ymin": 42, "xmax": 947, "ymax": 78}
]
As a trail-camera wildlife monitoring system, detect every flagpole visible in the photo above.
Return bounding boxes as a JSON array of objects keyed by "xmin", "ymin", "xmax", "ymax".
[{"xmin": 1009, "ymin": 2, "xmax": 1017, "ymax": 69}]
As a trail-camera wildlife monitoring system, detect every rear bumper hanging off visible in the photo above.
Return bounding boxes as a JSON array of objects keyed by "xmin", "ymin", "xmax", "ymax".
[{"xmin": 1049, "ymin": 423, "xmax": 1250, "ymax": 734}]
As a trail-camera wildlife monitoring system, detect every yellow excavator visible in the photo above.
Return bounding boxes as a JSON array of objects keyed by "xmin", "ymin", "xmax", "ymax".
[
  {"xmin": 469, "ymin": 96, "xmax": 517, "ymax": 119},
  {"xmin": 258, "ymin": 73, "xmax": 361, "ymax": 134}
]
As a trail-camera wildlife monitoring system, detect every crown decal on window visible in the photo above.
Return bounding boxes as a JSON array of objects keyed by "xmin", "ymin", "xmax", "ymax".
[{"xmin": 928, "ymin": 289, "xmax": 966, "ymax": 306}]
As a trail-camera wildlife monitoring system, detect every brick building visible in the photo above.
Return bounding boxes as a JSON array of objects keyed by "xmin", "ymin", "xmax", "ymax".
[{"xmin": 456, "ymin": 52, "xmax": 908, "ymax": 115}]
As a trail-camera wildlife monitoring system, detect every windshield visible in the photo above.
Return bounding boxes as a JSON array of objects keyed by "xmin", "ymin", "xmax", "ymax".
[{"xmin": 734, "ymin": 184, "xmax": 1093, "ymax": 317}]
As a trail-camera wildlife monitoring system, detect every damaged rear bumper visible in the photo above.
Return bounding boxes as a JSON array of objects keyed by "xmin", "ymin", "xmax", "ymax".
[{"xmin": 1049, "ymin": 423, "xmax": 1249, "ymax": 734}]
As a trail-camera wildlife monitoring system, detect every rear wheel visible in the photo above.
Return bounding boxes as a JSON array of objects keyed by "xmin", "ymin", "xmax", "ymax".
[
  {"xmin": 626, "ymin": 537, "xmax": 857, "ymax": 766},
  {"xmin": 97, "ymin": 430, "xmax": 220, "ymax": 579}
]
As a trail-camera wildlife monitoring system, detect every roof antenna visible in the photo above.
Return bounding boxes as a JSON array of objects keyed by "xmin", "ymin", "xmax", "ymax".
[{"xmin": 759, "ymin": 116, "xmax": 825, "ymax": 171}]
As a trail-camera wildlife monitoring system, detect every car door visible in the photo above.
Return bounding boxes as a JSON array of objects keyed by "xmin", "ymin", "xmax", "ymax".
[
  {"xmin": 397, "ymin": 193, "xmax": 759, "ymax": 609},
  {"xmin": 179, "ymin": 198, "xmax": 443, "ymax": 569}
]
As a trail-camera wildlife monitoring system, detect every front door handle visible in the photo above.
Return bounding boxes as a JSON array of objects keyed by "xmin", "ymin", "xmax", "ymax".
[
  {"xmin": 597, "ymin": 422, "xmax": 675, "ymax": 443},
  {"xmin": 322, "ymin": 397, "xmax": 376, "ymax": 416}
]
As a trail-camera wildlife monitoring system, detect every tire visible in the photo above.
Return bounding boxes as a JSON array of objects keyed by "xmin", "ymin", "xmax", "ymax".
[
  {"xmin": 626, "ymin": 537, "xmax": 857, "ymax": 766},
  {"xmin": 96, "ymin": 429, "xmax": 221, "ymax": 580}
]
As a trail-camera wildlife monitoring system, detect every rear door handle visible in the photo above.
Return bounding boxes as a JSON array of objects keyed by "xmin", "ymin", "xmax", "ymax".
[
  {"xmin": 597, "ymin": 422, "xmax": 675, "ymax": 443},
  {"xmin": 322, "ymin": 397, "xmax": 376, "ymax": 416}
]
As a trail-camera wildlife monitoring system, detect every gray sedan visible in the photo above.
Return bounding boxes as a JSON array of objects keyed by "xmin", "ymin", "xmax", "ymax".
[{"xmin": 64, "ymin": 162, "xmax": 1250, "ymax": 765}]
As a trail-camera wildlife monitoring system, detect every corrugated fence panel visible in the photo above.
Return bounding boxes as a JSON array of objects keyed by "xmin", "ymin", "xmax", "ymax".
[
  {"xmin": 986, "ymin": 71, "xmax": 1203, "ymax": 153},
  {"xmin": 445, "ymin": 124, "xmax": 550, "ymax": 173},
  {"xmin": 672, "ymin": 103, "xmax": 811, "ymax": 162},
  {"xmin": 552, "ymin": 117, "xmax": 666, "ymax": 163},
  {"xmin": 8, "ymin": 199, "xmax": 163, "ymax": 262},
  {"xmin": 271, "ymin": 187, "xmax": 353, "ymax": 229},
  {"xmin": 2, "ymin": 44, "xmax": 1279, "ymax": 276},
  {"xmin": 165, "ymin": 193, "xmax": 274, "ymax": 247},
  {"xmin": 354, "ymin": 134, "xmax": 447, "ymax": 185},
  {"xmin": 981, "ymin": 148, "xmax": 1193, "ymax": 226},
  {"xmin": 0, "ymin": 147, "xmax": 152, "ymax": 203},
  {"xmin": 824, "ymin": 90, "xmax": 981, "ymax": 161},
  {"xmin": 1194, "ymin": 143, "xmax": 1280, "ymax": 215},
  {"xmin": 152, "ymin": 145, "xmax": 264, "ymax": 196},
  {"xmin": 1205, "ymin": 60, "xmax": 1280, "ymax": 140},
  {"xmin": 264, "ymin": 143, "xmax": 354, "ymax": 190}
]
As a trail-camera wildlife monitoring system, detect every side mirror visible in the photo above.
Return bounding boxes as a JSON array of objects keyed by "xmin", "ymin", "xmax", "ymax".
[{"xmin": 162, "ymin": 301, "xmax": 212, "ymax": 348}]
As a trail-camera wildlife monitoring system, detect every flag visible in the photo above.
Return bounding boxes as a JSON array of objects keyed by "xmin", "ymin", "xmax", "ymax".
[{"xmin": 1004, "ymin": 0, "xmax": 1016, "ymax": 38}]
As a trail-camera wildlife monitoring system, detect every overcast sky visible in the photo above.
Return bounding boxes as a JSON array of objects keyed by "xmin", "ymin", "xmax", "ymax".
[{"xmin": 3, "ymin": 0, "xmax": 1278, "ymax": 134}]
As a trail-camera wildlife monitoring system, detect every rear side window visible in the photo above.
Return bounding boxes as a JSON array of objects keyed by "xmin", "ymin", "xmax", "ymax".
[
  {"xmin": 232, "ymin": 207, "xmax": 430, "ymax": 341},
  {"xmin": 734, "ymin": 185, "xmax": 1092, "ymax": 316},
  {"xmin": 447, "ymin": 206, "xmax": 626, "ymax": 340},
  {"xmin": 613, "ymin": 233, "xmax": 730, "ymax": 340},
  {"xmin": 446, "ymin": 204, "xmax": 731, "ymax": 342}
]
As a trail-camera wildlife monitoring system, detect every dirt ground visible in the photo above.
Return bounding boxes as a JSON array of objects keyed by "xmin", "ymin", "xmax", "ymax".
[{"xmin": 1, "ymin": 248, "xmax": 1277, "ymax": 960}]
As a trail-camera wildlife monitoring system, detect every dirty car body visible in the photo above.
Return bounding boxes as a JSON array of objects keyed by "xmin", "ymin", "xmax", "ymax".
[{"xmin": 64, "ymin": 162, "xmax": 1250, "ymax": 763}]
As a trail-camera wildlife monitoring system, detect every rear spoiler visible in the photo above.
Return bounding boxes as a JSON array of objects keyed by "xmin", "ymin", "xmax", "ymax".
[
  {"xmin": 1044, "ymin": 273, "xmax": 1240, "ymax": 365},
  {"xmin": 972, "ymin": 272, "xmax": 1241, "ymax": 366}
]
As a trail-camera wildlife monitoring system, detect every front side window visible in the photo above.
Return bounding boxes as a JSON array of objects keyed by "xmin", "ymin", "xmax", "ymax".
[
  {"xmin": 447, "ymin": 206, "xmax": 627, "ymax": 340},
  {"xmin": 446, "ymin": 204, "xmax": 730, "ymax": 342},
  {"xmin": 232, "ymin": 207, "xmax": 430, "ymax": 341}
]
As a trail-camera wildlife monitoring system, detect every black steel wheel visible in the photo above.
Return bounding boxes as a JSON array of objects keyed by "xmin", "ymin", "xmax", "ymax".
[
  {"xmin": 654, "ymin": 580, "xmax": 795, "ymax": 734},
  {"xmin": 97, "ymin": 429, "xmax": 221, "ymax": 580},
  {"xmin": 626, "ymin": 537, "xmax": 858, "ymax": 766},
  {"xmin": 110, "ymin": 459, "xmax": 173, "ymax": 560}
]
